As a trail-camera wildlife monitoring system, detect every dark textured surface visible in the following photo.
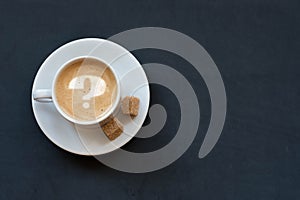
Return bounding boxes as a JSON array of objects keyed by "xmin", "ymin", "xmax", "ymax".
[{"xmin": 1, "ymin": 0, "xmax": 300, "ymax": 199}]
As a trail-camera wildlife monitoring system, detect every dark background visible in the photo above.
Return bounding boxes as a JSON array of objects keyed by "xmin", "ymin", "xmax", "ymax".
[{"xmin": 1, "ymin": 0, "xmax": 300, "ymax": 199}]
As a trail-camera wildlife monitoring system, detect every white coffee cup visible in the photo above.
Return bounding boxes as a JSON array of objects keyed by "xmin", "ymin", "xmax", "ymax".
[{"xmin": 33, "ymin": 56, "xmax": 121, "ymax": 125}]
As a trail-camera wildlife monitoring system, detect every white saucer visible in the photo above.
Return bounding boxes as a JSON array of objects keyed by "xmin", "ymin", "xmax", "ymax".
[{"xmin": 31, "ymin": 38, "xmax": 150, "ymax": 155}]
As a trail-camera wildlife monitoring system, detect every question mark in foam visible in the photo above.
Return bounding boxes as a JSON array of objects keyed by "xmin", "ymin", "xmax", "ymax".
[{"xmin": 69, "ymin": 75, "xmax": 106, "ymax": 109}]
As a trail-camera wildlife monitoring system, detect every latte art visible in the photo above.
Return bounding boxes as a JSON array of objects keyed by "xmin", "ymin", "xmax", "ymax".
[
  {"xmin": 68, "ymin": 75, "xmax": 107, "ymax": 108},
  {"xmin": 54, "ymin": 58, "xmax": 117, "ymax": 121}
]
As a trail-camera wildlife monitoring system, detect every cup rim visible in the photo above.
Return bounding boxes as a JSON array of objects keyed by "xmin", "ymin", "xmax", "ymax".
[{"xmin": 51, "ymin": 56, "xmax": 121, "ymax": 125}]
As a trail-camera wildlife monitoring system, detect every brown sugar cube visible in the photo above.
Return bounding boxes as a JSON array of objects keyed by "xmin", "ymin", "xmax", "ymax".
[
  {"xmin": 121, "ymin": 96, "xmax": 140, "ymax": 117},
  {"xmin": 100, "ymin": 117, "xmax": 123, "ymax": 141}
]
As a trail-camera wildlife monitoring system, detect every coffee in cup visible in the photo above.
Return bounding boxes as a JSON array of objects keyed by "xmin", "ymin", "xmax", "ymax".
[{"xmin": 55, "ymin": 58, "xmax": 117, "ymax": 121}]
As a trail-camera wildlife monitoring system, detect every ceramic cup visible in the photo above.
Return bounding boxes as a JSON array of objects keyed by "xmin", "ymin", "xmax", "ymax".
[{"xmin": 32, "ymin": 56, "xmax": 120, "ymax": 125}]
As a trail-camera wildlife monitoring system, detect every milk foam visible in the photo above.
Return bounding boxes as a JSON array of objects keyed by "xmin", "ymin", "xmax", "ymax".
[{"xmin": 55, "ymin": 58, "xmax": 117, "ymax": 121}]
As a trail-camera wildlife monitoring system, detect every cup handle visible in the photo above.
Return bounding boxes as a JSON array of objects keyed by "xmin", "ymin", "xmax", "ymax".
[{"xmin": 33, "ymin": 89, "xmax": 52, "ymax": 102}]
